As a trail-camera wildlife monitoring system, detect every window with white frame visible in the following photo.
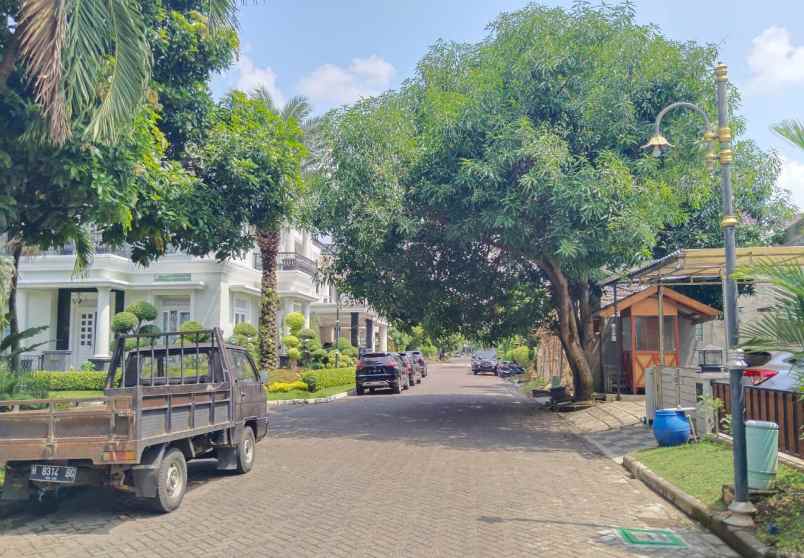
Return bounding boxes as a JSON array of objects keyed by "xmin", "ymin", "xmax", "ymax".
[
  {"xmin": 159, "ymin": 296, "xmax": 191, "ymax": 332},
  {"xmin": 234, "ymin": 297, "xmax": 249, "ymax": 325}
]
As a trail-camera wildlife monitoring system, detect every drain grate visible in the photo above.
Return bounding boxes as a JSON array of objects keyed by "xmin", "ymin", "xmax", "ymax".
[{"xmin": 617, "ymin": 527, "xmax": 688, "ymax": 548}]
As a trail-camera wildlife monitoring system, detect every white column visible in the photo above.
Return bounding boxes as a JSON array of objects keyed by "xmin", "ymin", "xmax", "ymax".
[
  {"xmin": 16, "ymin": 289, "xmax": 28, "ymax": 331},
  {"xmin": 94, "ymin": 287, "xmax": 112, "ymax": 358},
  {"xmin": 379, "ymin": 323, "xmax": 388, "ymax": 352},
  {"xmin": 303, "ymin": 302, "xmax": 311, "ymax": 328},
  {"xmin": 303, "ymin": 231, "xmax": 312, "ymax": 259}
]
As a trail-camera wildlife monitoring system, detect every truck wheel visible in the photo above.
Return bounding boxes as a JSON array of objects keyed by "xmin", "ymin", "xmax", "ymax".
[
  {"xmin": 152, "ymin": 448, "xmax": 187, "ymax": 513},
  {"xmin": 236, "ymin": 427, "xmax": 256, "ymax": 474}
]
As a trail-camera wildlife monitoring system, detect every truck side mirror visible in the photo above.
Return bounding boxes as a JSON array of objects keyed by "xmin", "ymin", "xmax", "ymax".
[{"xmin": 259, "ymin": 371, "xmax": 268, "ymax": 384}]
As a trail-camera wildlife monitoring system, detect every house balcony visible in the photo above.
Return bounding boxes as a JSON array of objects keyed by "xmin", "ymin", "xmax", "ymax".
[{"xmin": 254, "ymin": 252, "xmax": 317, "ymax": 276}]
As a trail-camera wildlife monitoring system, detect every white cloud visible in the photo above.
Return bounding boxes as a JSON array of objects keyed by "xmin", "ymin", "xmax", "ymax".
[
  {"xmin": 233, "ymin": 55, "xmax": 284, "ymax": 106},
  {"xmin": 778, "ymin": 155, "xmax": 804, "ymax": 210},
  {"xmin": 747, "ymin": 26, "xmax": 804, "ymax": 92},
  {"xmin": 298, "ymin": 55, "xmax": 395, "ymax": 107}
]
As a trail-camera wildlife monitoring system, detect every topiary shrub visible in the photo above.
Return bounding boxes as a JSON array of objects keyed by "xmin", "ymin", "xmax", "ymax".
[
  {"xmin": 126, "ymin": 301, "xmax": 158, "ymax": 328},
  {"xmin": 282, "ymin": 335, "xmax": 300, "ymax": 348},
  {"xmin": 230, "ymin": 322, "xmax": 259, "ymax": 362},
  {"xmin": 138, "ymin": 324, "xmax": 161, "ymax": 336},
  {"xmin": 179, "ymin": 320, "xmax": 209, "ymax": 343},
  {"xmin": 287, "ymin": 347, "xmax": 301, "ymax": 366},
  {"xmin": 111, "ymin": 312, "xmax": 138, "ymax": 335},
  {"xmin": 267, "ymin": 380, "xmax": 308, "ymax": 393},
  {"xmin": 285, "ymin": 312, "xmax": 305, "ymax": 335},
  {"xmin": 312, "ymin": 348, "xmax": 327, "ymax": 360},
  {"xmin": 233, "ymin": 322, "xmax": 258, "ymax": 337},
  {"xmin": 298, "ymin": 327, "xmax": 317, "ymax": 340},
  {"xmin": 336, "ymin": 337, "xmax": 353, "ymax": 352}
]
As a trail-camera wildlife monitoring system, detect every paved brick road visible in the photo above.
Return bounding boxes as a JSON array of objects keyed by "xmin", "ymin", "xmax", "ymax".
[{"xmin": 0, "ymin": 360, "xmax": 734, "ymax": 557}]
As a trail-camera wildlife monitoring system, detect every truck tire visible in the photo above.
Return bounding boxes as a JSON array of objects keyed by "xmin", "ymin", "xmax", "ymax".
[
  {"xmin": 152, "ymin": 448, "xmax": 187, "ymax": 513},
  {"xmin": 392, "ymin": 380, "xmax": 402, "ymax": 394},
  {"xmin": 236, "ymin": 427, "xmax": 256, "ymax": 474}
]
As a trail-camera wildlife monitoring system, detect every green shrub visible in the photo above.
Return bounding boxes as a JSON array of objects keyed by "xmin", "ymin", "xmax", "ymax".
[
  {"xmin": 267, "ymin": 380, "xmax": 308, "ymax": 393},
  {"xmin": 302, "ymin": 367, "xmax": 354, "ymax": 389},
  {"xmin": 0, "ymin": 370, "xmax": 48, "ymax": 400},
  {"xmin": 511, "ymin": 346, "xmax": 531, "ymax": 368},
  {"xmin": 336, "ymin": 337, "xmax": 353, "ymax": 352},
  {"xmin": 80, "ymin": 360, "xmax": 96, "ymax": 372},
  {"xmin": 138, "ymin": 324, "xmax": 161, "ymax": 336},
  {"xmin": 287, "ymin": 347, "xmax": 301, "ymax": 363},
  {"xmin": 282, "ymin": 335, "xmax": 300, "ymax": 348},
  {"xmin": 111, "ymin": 312, "xmax": 138, "ymax": 334},
  {"xmin": 233, "ymin": 322, "xmax": 258, "ymax": 337},
  {"xmin": 312, "ymin": 348, "xmax": 327, "ymax": 360},
  {"xmin": 421, "ymin": 344, "xmax": 437, "ymax": 358},
  {"xmin": 30, "ymin": 371, "xmax": 107, "ymax": 391},
  {"xmin": 285, "ymin": 312, "xmax": 305, "ymax": 335},
  {"xmin": 179, "ymin": 320, "xmax": 208, "ymax": 342},
  {"xmin": 298, "ymin": 327, "xmax": 317, "ymax": 340},
  {"xmin": 302, "ymin": 375, "xmax": 317, "ymax": 392},
  {"xmin": 126, "ymin": 301, "xmax": 158, "ymax": 323}
]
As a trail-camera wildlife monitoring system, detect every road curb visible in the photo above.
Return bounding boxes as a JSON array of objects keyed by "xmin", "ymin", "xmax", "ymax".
[
  {"xmin": 622, "ymin": 455, "xmax": 799, "ymax": 558},
  {"xmin": 267, "ymin": 390, "xmax": 353, "ymax": 407}
]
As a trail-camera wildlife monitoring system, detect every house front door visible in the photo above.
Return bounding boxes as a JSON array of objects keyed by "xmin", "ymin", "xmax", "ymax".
[{"xmin": 71, "ymin": 302, "xmax": 97, "ymax": 368}]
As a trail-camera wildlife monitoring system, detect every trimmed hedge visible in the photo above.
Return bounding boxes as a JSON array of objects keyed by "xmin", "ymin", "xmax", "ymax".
[
  {"xmin": 30, "ymin": 371, "xmax": 107, "ymax": 392},
  {"xmin": 301, "ymin": 367, "xmax": 354, "ymax": 389},
  {"xmin": 267, "ymin": 380, "xmax": 308, "ymax": 393}
]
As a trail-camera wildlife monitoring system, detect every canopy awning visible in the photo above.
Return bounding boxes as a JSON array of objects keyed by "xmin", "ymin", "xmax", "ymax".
[{"xmin": 600, "ymin": 246, "xmax": 804, "ymax": 287}]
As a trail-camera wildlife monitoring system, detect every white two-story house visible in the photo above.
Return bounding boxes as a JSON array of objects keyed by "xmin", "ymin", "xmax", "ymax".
[{"xmin": 14, "ymin": 227, "xmax": 387, "ymax": 370}]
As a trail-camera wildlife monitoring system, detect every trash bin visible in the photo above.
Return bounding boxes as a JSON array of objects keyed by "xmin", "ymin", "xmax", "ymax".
[{"xmin": 746, "ymin": 420, "xmax": 779, "ymax": 490}]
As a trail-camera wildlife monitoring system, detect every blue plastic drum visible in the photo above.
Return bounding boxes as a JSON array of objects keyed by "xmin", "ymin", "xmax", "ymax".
[{"xmin": 653, "ymin": 409, "xmax": 691, "ymax": 447}]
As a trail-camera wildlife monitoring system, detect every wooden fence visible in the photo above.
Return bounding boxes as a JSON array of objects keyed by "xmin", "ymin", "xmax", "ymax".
[{"xmin": 712, "ymin": 381, "xmax": 802, "ymax": 459}]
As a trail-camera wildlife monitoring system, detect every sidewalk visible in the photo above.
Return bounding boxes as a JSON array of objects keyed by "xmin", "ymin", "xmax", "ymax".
[{"xmin": 559, "ymin": 399, "xmax": 658, "ymax": 462}]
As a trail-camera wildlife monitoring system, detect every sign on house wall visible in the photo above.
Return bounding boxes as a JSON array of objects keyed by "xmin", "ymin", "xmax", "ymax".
[{"xmin": 154, "ymin": 273, "xmax": 192, "ymax": 282}]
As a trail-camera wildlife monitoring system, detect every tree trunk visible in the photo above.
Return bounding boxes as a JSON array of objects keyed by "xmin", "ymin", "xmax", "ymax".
[
  {"xmin": 7, "ymin": 243, "xmax": 22, "ymax": 371},
  {"xmin": 256, "ymin": 228, "xmax": 281, "ymax": 370},
  {"xmin": 540, "ymin": 258, "xmax": 595, "ymax": 401}
]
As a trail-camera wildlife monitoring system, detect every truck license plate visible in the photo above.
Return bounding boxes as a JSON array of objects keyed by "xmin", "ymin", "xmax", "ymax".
[{"xmin": 29, "ymin": 464, "xmax": 78, "ymax": 484}]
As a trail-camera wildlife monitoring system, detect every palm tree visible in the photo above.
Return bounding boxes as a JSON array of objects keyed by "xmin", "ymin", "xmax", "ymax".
[
  {"xmin": 773, "ymin": 119, "xmax": 804, "ymax": 151},
  {"xmin": 0, "ymin": 0, "xmax": 240, "ymax": 144},
  {"xmin": 739, "ymin": 261, "xmax": 804, "ymax": 393},
  {"xmin": 250, "ymin": 87, "xmax": 319, "ymax": 369}
]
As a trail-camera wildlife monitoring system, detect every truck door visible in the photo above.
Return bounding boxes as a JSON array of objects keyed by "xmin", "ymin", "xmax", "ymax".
[{"xmin": 230, "ymin": 349, "xmax": 267, "ymax": 428}]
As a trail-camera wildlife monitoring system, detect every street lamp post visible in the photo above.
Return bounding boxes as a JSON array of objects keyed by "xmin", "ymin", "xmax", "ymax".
[{"xmin": 643, "ymin": 62, "xmax": 755, "ymax": 525}]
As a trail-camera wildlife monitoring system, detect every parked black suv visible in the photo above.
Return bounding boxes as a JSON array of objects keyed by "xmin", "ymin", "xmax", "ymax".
[
  {"xmin": 355, "ymin": 353, "xmax": 410, "ymax": 395},
  {"xmin": 471, "ymin": 350, "xmax": 498, "ymax": 375}
]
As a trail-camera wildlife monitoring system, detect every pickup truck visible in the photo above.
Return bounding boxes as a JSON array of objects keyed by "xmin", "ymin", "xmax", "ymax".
[{"xmin": 0, "ymin": 328, "xmax": 269, "ymax": 513}]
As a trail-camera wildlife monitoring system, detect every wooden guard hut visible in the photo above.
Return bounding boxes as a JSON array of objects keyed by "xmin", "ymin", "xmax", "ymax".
[{"xmin": 595, "ymin": 286, "xmax": 719, "ymax": 394}]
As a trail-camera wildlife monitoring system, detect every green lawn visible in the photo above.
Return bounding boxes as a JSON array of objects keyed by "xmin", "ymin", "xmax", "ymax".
[
  {"xmin": 634, "ymin": 440, "xmax": 804, "ymax": 553},
  {"xmin": 267, "ymin": 383, "xmax": 354, "ymax": 401},
  {"xmin": 48, "ymin": 391, "xmax": 104, "ymax": 399}
]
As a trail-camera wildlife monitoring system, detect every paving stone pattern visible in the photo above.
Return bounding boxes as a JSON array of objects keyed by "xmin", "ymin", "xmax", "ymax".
[{"xmin": 0, "ymin": 360, "xmax": 734, "ymax": 557}]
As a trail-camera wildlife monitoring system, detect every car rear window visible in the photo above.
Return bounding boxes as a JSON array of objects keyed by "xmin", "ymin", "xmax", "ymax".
[
  {"xmin": 745, "ymin": 352, "xmax": 772, "ymax": 367},
  {"xmin": 361, "ymin": 353, "xmax": 391, "ymax": 365}
]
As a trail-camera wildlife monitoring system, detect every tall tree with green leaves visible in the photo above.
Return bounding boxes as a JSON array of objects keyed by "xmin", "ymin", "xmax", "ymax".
[
  {"xmin": 173, "ymin": 91, "xmax": 306, "ymax": 370},
  {"xmin": 313, "ymin": 4, "xmax": 787, "ymax": 399}
]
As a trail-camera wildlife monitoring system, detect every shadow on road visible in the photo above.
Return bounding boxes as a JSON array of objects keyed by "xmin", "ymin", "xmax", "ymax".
[{"xmin": 269, "ymin": 392, "xmax": 602, "ymax": 460}]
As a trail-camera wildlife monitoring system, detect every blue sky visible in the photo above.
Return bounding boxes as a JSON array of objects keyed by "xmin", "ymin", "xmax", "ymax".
[{"xmin": 213, "ymin": 1, "xmax": 804, "ymax": 209}]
